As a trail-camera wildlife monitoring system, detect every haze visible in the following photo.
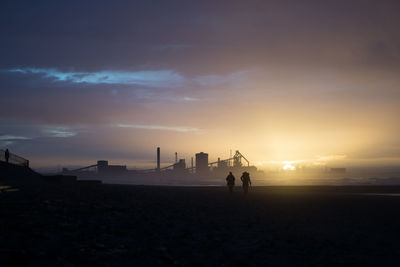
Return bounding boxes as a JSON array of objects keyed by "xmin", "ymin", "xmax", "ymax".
[{"xmin": 1, "ymin": 0, "xmax": 400, "ymax": 170}]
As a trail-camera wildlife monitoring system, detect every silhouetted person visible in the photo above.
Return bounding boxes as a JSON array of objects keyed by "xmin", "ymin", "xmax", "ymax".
[
  {"xmin": 5, "ymin": 149, "xmax": 9, "ymax": 163},
  {"xmin": 240, "ymin": 172, "xmax": 251, "ymax": 194},
  {"xmin": 226, "ymin": 172, "xmax": 235, "ymax": 194}
]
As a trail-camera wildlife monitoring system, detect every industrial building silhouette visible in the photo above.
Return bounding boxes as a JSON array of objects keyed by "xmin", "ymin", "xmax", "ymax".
[{"xmin": 62, "ymin": 147, "xmax": 259, "ymax": 180}]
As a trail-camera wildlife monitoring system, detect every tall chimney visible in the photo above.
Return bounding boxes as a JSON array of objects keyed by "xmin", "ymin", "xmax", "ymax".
[
  {"xmin": 157, "ymin": 147, "xmax": 160, "ymax": 171},
  {"xmin": 175, "ymin": 152, "xmax": 178, "ymax": 163}
]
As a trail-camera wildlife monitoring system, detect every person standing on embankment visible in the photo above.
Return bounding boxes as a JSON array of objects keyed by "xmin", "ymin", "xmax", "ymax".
[{"xmin": 5, "ymin": 149, "xmax": 10, "ymax": 163}]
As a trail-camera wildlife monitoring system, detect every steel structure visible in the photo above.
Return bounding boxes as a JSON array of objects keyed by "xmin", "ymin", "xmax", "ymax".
[{"xmin": 67, "ymin": 150, "xmax": 251, "ymax": 174}]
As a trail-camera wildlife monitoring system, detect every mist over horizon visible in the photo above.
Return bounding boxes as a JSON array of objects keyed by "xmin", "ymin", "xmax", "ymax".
[
  {"xmin": 1, "ymin": 0, "xmax": 400, "ymax": 175},
  {"xmin": 4, "ymin": 3, "xmax": 400, "ymax": 265}
]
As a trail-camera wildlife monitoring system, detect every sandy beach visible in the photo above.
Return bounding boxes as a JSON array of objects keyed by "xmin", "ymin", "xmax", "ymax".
[{"xmin": 2, "ymin": 181, "xmax": 400, "ymax": 266}]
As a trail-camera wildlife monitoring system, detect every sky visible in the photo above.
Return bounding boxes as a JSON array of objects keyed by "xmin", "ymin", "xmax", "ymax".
[{"xmin": 1, "ymin": 0, "xmax": 400, "ymax": 170}]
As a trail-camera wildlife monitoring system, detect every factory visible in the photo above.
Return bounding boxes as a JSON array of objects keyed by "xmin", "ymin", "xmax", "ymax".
[
  {"xmin": 62, "ymin": 147, "xmax": 259, "ymax": 179},
  {"xmin": 195, "ymin": 152, "xmax": 209, "ymax": 174},
  {"xmin": 97, "ymin": 160, "xmax": 127, "ymax": 173}
]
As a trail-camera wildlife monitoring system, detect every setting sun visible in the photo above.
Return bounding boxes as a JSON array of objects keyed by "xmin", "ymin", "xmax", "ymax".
[{"xmin": 282, "ymin": 162, "xmax": 296, "ymax": 171}]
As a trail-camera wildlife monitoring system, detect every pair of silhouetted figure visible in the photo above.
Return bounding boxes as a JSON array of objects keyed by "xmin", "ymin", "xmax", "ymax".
[
  {"xmin": 226, "ymin": 171, "xmax": 252, "ymax": 194},
  {"xmin": 5, "ymin": 149, "xmax": 9, "ymax": 163}
]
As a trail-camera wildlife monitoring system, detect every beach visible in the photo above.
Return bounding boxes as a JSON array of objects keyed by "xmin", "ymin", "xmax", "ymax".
[{"xmin": 1, "ymin": 181, "xmax": 400, "ymax": 266}]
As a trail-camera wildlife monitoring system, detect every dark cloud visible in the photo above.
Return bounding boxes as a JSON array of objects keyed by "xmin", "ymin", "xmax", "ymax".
[{"xmin": 1, "ymin": 0, "xmax": 400, "ymax": 71}]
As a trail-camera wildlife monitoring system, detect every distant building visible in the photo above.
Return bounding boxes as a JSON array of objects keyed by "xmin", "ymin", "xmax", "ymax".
[
  {"xmin": 97, "ymin": 160, "xmax": 109, "ymax": 172},
  {"xmin": 196, "ymin": 152, "xmax": 209, "ymax": 174},
  {"xmin": 173, "ymin": 159, "xmax": 186, "ymax": 172},
  {"xmin": 217, "ymin": 158, "xmax": 228, "ymax": 168},
  {"xmin": 330, "ymin": 168, "xmax": 346, "ymax": 173},
  {"xmin": 97, "ymin": 160, "xmax": 127, "ymax": 173}
]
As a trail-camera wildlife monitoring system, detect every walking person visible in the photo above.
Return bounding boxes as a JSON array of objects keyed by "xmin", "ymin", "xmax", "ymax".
[
  {"xmin": 240, "ymin": 171, "xmax": 252, "ymax": 194},
  {"xmin": 226, "ymin": 172, "xmax": 235, "ymax": 194},
  {"xmin": 5, "ymin": 149, "xmax": 10, "ymax": 163}
]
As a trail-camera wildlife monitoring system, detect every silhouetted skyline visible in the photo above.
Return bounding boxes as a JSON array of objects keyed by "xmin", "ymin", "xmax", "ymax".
[{"xmin": 1, "ymin": 1, "xmax": 400, "ymax": 170}]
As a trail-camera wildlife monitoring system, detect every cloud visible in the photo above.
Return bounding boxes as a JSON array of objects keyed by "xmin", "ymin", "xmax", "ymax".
[
  {"xmin": 117, "ymin": 124, "xmax": 200, "ymax": 133},
  {"xmin": 194, "ymin": 71, "xmax": 250, "ymax": 87},
  {"xmin": 0, "ymin": 135, "xmax": 31, "ymax": 141},
  {"xmin": 152, "ymin": 44, "xmax": 192, "ymax": 51},
  {"xmin": 9, "ymin": 68, "xmax": 185, "ymax": 88},
  {"xmin": 0, "ymin": 135, "xmax": 31, "ymax": 146},
  {"xmin": 182, "ymin": 97, "xmax": 199, "ymax": 102},
  {"xmin": 43, "ymin": 128, "xmax": 77, "ymax": 138},
  {"xmin": 316, "ymin": 154, "xmax": 347, "ymax": 162}
]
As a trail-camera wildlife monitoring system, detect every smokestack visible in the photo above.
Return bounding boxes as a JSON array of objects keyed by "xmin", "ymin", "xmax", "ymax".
[
  {"xmin": 157, "ymin": 147, "xmax": 160, "ymax": 171},
  {"xmin": 191, "ymin": 157, "xmax": 194, "ymax": 170},
  {"xmin": 175, "ymin": 152, "xmax": 178, "ymax": 163}
]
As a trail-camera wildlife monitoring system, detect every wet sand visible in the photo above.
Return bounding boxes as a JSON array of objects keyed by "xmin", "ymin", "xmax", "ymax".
[{"xmin": 1, "ymin": 182, "xmax": 400, "ymax": 266}]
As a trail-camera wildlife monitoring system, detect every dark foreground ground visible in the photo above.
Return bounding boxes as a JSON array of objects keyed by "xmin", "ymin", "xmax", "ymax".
[{"xmin": 2, "ymin": 181, "xmax": 400, "ymax": 266}]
